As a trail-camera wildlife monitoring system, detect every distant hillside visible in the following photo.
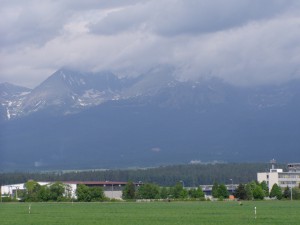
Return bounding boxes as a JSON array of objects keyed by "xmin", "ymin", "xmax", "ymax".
[
  {"xmin": 0, "ymin": 163, "xmax": 279, "ymax": 186},
  {"xmin": 1, "ymin": 67, "xmax": 300, "ymax": 170}
]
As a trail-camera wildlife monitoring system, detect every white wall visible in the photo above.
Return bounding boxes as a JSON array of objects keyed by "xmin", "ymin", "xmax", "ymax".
[
  {"xmin": 257, "ymin": 172, "xmax": 279, "ymax": 191},
  {"xmin": 104, "ymin": 191, "xmax": 123, "ymax": 199}
]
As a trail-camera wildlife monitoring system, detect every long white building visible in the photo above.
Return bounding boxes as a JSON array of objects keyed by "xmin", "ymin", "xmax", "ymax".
[
  {"xmin": 1, "ymin": 181, "xmax": 132, "ymax": 200},
  {"xmin": 257, "ymin": 162, "xmax": 300, "ymax": 190}
]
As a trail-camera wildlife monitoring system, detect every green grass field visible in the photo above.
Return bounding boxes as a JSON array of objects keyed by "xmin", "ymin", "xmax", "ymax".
[{"xmin": 1, "ymin": 201, "xmax": 299, "ymax": 225}]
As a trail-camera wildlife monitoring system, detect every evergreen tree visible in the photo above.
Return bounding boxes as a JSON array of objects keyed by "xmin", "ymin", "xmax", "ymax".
[
  {"xmin": 245, "ymin": 183, "xmax": 253, "ymax": 200},
  {"xmin": 212, "ymin": 182, "xmax": 219, "ymax": 198},
  {"xmin": 259, "ymin": 181, "xmax": 269, "ymax": 196},
  {"xmin": 217, "ymin": 184, "xmax": 229, "ymax": 199},
  {"xmin": 283, "ymin": 186, "xmax": 291, "ymax": 199},
  {"xmin": 196, "ymin": 187, "xmax": 205, "ymax": 199},
  {"xmin": 269, "ymin": 183, "xmax": 283, "ymax": 200},
  {"xmin": 122, "ymin": 181, "xmax": 136, "ymax": 200},
  {"xmin": 234, "ymin": 184, "xmax": 247, "ymax": 200}
]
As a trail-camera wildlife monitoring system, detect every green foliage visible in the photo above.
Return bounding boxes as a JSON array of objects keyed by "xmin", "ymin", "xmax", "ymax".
[
  {"xmin": 260, "ymin": 181, "xmax": 269, "ymax": 196},
  {"xmin": 170, "ymin": 182, "xmax": 185, "ymax": 199},
  {"xmin": 234, "ymin": 184, "xmax": 247, "ymax": 200},
  {"xmin": 49, "ymin": 182, "xmax": 65, "ymax": 201},
  {"xmin": 235, "ymin": 181, "xmax": 265, "ymax": 200},
  {"xmin": 212, "ymin": 182, "xmax": 219, "ymax": 198},
  {"xmin": 136, "ymin": 183, "xmax": 160, "ymax": 199},
  {"xmin": 76, "ymin": 184, "xmax": 104, "ymax": 202},
  {"xmin": 243, "ymin": 180, "xmax": 266, "ymax": 200},
  {"xmin": 22, "ymin": 180, "xmax": 73, "ymax": 202},
  {"xmin": 1, "ymin": 196, "xmax": 13, "ymax": 202},
  {"xmin": 188, "ymin": 187, "xmax": 205, "ymax": 199},
  {"xmin": 269, "ymin": 183, "xmax": 283, "ymax": 200},
  {"xmin": 38, "ymin": 185, "xmax": 51, "ymax": 201},
  {"xmin": 122, "ymin": 181, "xmax": 136, "ymax": 199},
  {"xmin": 76, "ymin": 184, "xmax": 92, "ymax": 202},
  {"xmin": 24, "ymin": 180, "xmax": 42, "ymax": 202},
  {"xmin": 245, "ymin": 183, "xmax": 253, "ymax": 200},
  {"xmin": 90, "ymin": 187, "xmax": 105, "ymax": 201},
  {"xmin": 160, "ymin": 187, "xmax": 169, "ymax": 199},
  {"xmin": 180, "ymin": 188, "xmax": 188, "ymax": 199},
  {"xmin": 253, "ymin": 185, "xmax": 265, "ymax": 200},
  {"xmin": 248, "ymin": 181, "xmax": 257, "ymax": 192},
  {"xmin": 283, "ymin": 186, "xmax": 291, "ymax": 199},
  {"xmin": 211, "ymin": 183, "xmax": 229, "ymax": 199},
  {"xmin": 0, "ymin": 163, "xmax": 273, "ymax": 187},
  {"xmin": 291, "ymin": 187, "xmax": 300, "ymax": 200},
  {"xmin": 217, "ymin": 184, "xmax": 229, "ymax": 199}
]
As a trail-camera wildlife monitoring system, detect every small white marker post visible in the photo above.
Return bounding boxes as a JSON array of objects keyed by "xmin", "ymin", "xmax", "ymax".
[
  {"xmin": 254, "ymin": 206, "xmax": 256, "ymax": 219},
  {"xmin": 29, "ymin": 204, "xmax": 31, "ymax": 214}
]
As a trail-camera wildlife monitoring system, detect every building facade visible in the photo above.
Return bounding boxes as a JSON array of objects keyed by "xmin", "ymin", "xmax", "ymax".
[
  {"xmin": 1, "ymin": 181, "xmax": 133, "ymax": 200},
  {"xmin": 257, "ymin": 163, "xmax": 300, "ymax": 191}
]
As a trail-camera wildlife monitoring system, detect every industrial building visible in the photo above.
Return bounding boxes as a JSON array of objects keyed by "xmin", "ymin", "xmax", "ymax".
[
  {"xmin": 1, "ymin": 180, "xmax": 237, "ymax": 200},
  {"xmin": 0, "ymin": 181, "xmax": 136, "ymax": 200},
  {"xmin": 257, "ymin": 161, "xmax": 300, "ymax": 191}
]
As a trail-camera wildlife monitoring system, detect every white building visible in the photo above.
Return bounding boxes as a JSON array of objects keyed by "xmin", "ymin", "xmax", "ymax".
[
  {"xmin": 257, "ymin": 162, "xmax": 300, "ymax": 191},
  {"xmin": 1, "ymin": 182, "xmax": 50, "ymax": 200},
  {"xmin": 1, "ymin": 181, "xmax": 132, "ymax": 200}
]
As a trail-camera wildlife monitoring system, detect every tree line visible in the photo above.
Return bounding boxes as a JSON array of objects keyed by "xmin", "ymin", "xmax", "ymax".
[
  {"xmin": 2, "ymin": 179, "xmax": 300, "ymax": 202},
  {"xmin": 123, "ymin": 180, "xmax": 300, "ymax": 201},
  {"xmin": 0, "ymin": 163, "xmax": 276, "ymax": 186},
  {"xmin": 2, "ymin": 180, "xmax": 106, "ymax": 202},
  {"xmin": 2, "ymin": 180, "xmax": 206, "ymax": 202},
  {"xmin": 233, "ymin": 181, "xmax": 300, "ymax": 200},
  {"xmin": 122, "ymin": 182, "xmax": 205, "ymax": 200}
]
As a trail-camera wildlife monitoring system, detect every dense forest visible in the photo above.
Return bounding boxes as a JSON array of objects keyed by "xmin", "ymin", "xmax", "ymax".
[{"xmin": 0, "ymin": 163, "xmax": 284, "ymax": 186}]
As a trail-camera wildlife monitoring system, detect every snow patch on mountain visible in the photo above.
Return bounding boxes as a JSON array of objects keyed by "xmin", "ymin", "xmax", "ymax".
[{"xmin": 1, "ymin": 67, "xmax": 300, "ymax": 122}]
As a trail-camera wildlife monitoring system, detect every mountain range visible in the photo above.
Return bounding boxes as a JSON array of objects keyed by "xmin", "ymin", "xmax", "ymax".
[{"xmin": 1, "ymin": 67, "xmax": 300, "ymax": 170}]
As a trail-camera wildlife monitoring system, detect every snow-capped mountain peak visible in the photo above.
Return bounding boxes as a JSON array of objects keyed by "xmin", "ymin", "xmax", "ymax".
[{"xmin": 0, "ymin": 67, "xmax": 179, "ymax": 119}]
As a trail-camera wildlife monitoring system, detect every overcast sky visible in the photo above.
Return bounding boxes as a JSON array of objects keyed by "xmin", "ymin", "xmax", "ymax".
[{"xmin": 1, "ymin": 0, "xmax": 300, "ymax": 88}]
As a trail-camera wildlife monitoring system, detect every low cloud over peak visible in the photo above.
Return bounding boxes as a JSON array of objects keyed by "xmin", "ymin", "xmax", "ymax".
[{"xmin": 1, "ymin": 0, "xmax": 300, "ymax": 88}]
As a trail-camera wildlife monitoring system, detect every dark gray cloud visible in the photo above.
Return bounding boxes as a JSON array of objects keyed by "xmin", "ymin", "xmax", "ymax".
[
  {"xmin": 1, "ymin": 0, "xmax": 300, "ymax": 88},
  {"xmin": 90, "ymin": 0, "xmax": 298, "ymax": 36}
]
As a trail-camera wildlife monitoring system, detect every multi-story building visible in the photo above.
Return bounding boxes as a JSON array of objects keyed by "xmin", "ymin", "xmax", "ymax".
[{"xmin": 257, "ymin": 161, "xmax": 300, "ymax": 191}]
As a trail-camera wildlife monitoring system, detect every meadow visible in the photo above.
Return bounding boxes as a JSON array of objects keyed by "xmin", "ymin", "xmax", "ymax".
[{"xmin": 0, "ymin": 201, "xmax": 299, "ymax": 225}]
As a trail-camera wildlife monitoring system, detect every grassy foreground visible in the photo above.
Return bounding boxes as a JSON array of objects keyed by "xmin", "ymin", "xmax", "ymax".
[{"xmin": 0, "ymin": 201, "xmax": 299, "ymax": 225}]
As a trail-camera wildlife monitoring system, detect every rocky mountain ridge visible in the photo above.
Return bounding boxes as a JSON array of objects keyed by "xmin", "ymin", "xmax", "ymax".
[{"xmin": 1, "ymin": 68, "xmax": 300, "ymax": 170}]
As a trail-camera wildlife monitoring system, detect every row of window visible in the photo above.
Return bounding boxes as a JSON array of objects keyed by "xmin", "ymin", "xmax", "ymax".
[
  {"xmin": 278, "ymin": 174, "xmax": 300, "ymax": 179},
  {"xmin": 279, "ymin": 181, "xmax": 298, "ymax": 185}
]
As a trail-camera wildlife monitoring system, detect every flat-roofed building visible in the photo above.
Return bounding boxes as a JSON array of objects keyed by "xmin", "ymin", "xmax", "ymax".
[
  {"xmin": 1, "ymin": 181, "xmax": 139, "ymax": 200},
  {"xmin": 257, "ymin": 161, "xmax": 300, "ymax": 191}
]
